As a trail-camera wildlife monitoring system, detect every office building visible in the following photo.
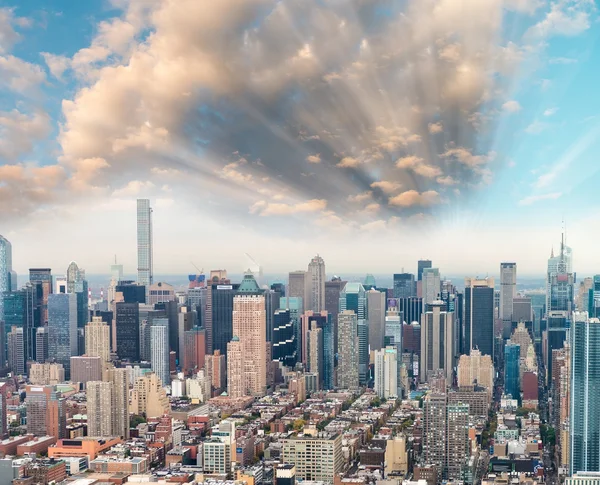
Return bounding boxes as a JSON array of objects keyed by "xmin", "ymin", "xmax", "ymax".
[
  {"xmin": 130, "ymin": 372, "xmax": 170, "ymax": 417},
  {"xmin": 422, "ymin": 268, "xmax": 441, "ymax": 305},
  {"xmin": 307, "ymin": 321, "xmax": 323, "ymax": 390},
  {"xmin": 307, "ymin": 255, "xmax": 326, "ymax": 313},
  {"xmin": 87, "ymin": 381, "xmax": 113, "ymax": 437},
  {"xmin": 29, "ymin": 268, "xmax": 53, "ymax": 326},
  {"xmin": 227, "ymin": 336, "xmax": 244, "ymax": 398},
  {"xmin": 504, "ymin": 342, "xmax": 520, "ymax": 400},
  {"xmin": 374, "ymin": 346, "xmax": 398, "ymax": 398},
  {"xmin": 420, "ymin": 300, "xmax": 454, "ymax": 385},
  {"xmin": 70, "ymin": 356, "xmax": 102, "ymax": 387},
  {"xmin": 115, "ymin": 281, "xmax": 146, "ymax": 304},
  {"xmin": 337, "ymin": 310, "xmax": 359, "ymax": 389},
  {"xmin": 367, "ymin": 289, "xmax": 386, "ymax": 352},
  {"xmin": 385, "ymin": 300, "xmax": 405, "ymax": 393},
  {"xmin": 26, "ymin": 385, "xmax": 66, "ymax": 439},
  {"xmin": 203, "ymin": 420, "xmax": 236, "ymax": 476},
  {"xmin": 464, "ymin": 277, "xmax": 495, "ymax": 359},
  {"xmin": 499, "ymin": 262, "xmax": 517, "ymax": 339},
  {"xmin": 7, "ymin": 326, "xmax": 24, "ymax": 375},
  {"xmin": 151, "ymin": 324, "xmax": 170, "ymax": 386},
  {"xmin": 0, "ymin": 235, "xmax": 15, "ymax": 323},
  {"xmin": 570, "ymin": 312, "xmax": 600, "ymax": 474},
  {"xmin": 3, "ymin": 285, "xmax": 35, "ymax": 362},
  {"xmin": 446, "ymin": 403, "xmax": 470, "ymax": 480},
  {"xmin": 265, "ymin": 287, "xmax": 281, "ymax": 343},
  {"xmin": 36, "ymin": 326, "xmax": 48, "ymax": 363},
  {"xmin": 85, "ymin": 316, "xmax": 110, "ymax": 363},
  {"xmin": 393, "ymin": 273, "xmax": 415, "ymax": 299},
  {"xmin": 29, "ymin": 363, "xmax": 65, "ymax": 385},
  {"xmin": 281, "ymin": 433, "xmax": 343, "ymax": 483},
  {"xmin": 183, "ymin": 327, "xmax": 205, "ymax": 375},
  {"xmin": 148, "ymin": 281, "xmax": 176, "ymax": 306},
  {"xmin": 300, "ymin": 311, "xmax": 328, "ymax": 365},
  {"xmin": 272, "ymin": 309, "xmax": 297, "ymax": 368},
  {"xmin": 288, "ymin": 270, "xmax": 309, "ymax": 315},
  {"xmin": 325, "ymin": 277, "xmax": 346, "ymax": 351},
  {"xmin": 513, "ymin": 296, "xmax": 533, "ymax": 325},
  {"xmin": 457, "ymin": 349, "xmax": 494, "ymax": 397},
  {"xmin": 205, "ymin": 278, "xmax": 240, "ymax": 355},
  {"xmin": 206, "ymin": 350, "xmax": 227, "ymax": 393},
  {"xmin": 48, "ymin": 293, "xmax": 77, "ymax": 378},
  {"xmin": 398, "ymin": 297, "xmax": 423, "ymax": 324},
  {"xmin": 423, "ymin": 393, "xmax": 447, "ymax": 472},
  {"xmin": 340, "ymin": 282, "xmax": 368, "ymax": 385},
  {"xmin": 115, "ymin": 302, "xmax": 140, "ymax": 361},
  {"xmin": 547, "ymin": 236, "xmax": 573, "ymax": 313},
  {"xmin": 137, "ymin": 198, "xmax": 153, "ymax": 290},
  {"xmin": 227, "ymin": 273, "xmax": 266, "ymax": 397},
  {"xmin": 105, "ymin": 367, "xmax": 129, "ymax": 439},
  {"xmin": 547, "ymin": 311, "xmax": 569, "ymax": 385}
]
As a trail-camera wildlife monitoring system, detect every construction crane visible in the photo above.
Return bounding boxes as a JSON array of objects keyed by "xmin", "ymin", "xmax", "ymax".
[{"xmin": 190, "ymin": 262, "xmax": 204, "ymax": 274}]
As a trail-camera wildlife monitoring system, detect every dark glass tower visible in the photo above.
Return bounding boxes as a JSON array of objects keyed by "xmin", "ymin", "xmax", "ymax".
[
  {"xmin": 115, "ymin": 302, "xmax": 140, "ymax": 361},
  {"xmin": 504, "ymin": 342, "xmax": 520, "ymax": 400},
  {"xmin": 417, "ymin": 260, "xmax": 432, "ymax": 281},
  {"xmin": 207, "ymin": 283, "xmax": 240, "ymax": 356},
  {"xmin": 464, "ymin": 278, "xmax": 494, "ymax": 359},
  {"xmin": 272, "ymin": 309, "xmax": 297, "ymax": 367},
  {"xmin": 393, "ymin": 273, "xmax": 415, "ymax": 299}
]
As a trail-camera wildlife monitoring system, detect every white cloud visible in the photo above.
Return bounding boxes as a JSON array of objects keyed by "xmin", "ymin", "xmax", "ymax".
[
  {"xmin": 389, "ymin": 190, "xmax": 441, "ymax": 207},
  {"xmin": 543, "ymin": 107, "xmax": 558, "ymax": 117},
  {"xmin": 306, "ymin": 154, "xmax": 321, "ymax": 164},
  {"xmin": 0, "ymin": 110, "xmax": 51, "ymax": 161},
  {"xmin": 549, "ymin": 57, "xmax": 577, "ymax": 65},
  {"xmin": 436, "ymin": 175, "xmax": 458, "ymax": 185},
  {"xmin": 502, "ymin": 100, "xmax": 522, "ymax": 113},
  {"xmin": 527, "ymin": 3, "xmax": 591, "ymax": 38},
  {"xmin": 337, "ymin": 156, "xmax": 360, "ymax": 168},
  {"xmin": 250, "ymin": 199, "xmax": 328, "ymax": 216},
  {"xmin": 347, "ymin": 191, "xmax": 372, "ymax": 203},
  {"xmin": 0, "ymin": 55, "xmax": 45, "ymax": 94},
  {"xmin": 525, "ymin": 120, "xmax": 549, "ymax": 134},
  {"xmin": 370, "ymin": 180, "xmax": 401, "ymax": 193},
  {"xmin": 41, "ymin": 52, "xmax": 70, "ymax": 80},
  {"xmin": 0, "ymin": 8, "xmax": 30, "ymax": 54},
  {"xmin": 440, "ymin": 146, "xmax": 493, "ymax": 167},
  {"xmin": 518, "ymin": 192, "xmax": 562, "ymax": 206},
  {"xmin": 428, "ymin": 122, "xmax": 444, "ymax": 134}
]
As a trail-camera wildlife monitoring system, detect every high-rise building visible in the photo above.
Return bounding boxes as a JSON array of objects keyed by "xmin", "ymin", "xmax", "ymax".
[
  {"xmin": 227, "ymin": 336, "xmax": 243, "ymax": 398},
  {"xmin": 446, "ymin": 403, "xmax": 470, "ymax": 480},
  {"xmin": 367, "ymin": 289, "xmax": 386, "ymax": 352},
  {"xmin": 0, "ymin": 235, "xmax": 15, "ymax": 323},
  {"xmin": 374, "ymin": 346, "xmax": 398, "ymax": 399},
  {"xmin": 203, "ymin": 420, "xmax": 237, "ymax": 476},
  {"xmin": 105, "ymin": 367, "xmax": 129, "ymax": 439},
  {"xmin": 70, "ymin": 356, "xmax": 102, "ymax": 387},
  {"xmin": 87, "ymin": 381, "xmax": 113, "ymax": 437},
  {"xmin": 115, "ymin": 302, "xmax": 140, "ymax": 361},
  {"xmin": 570, "ymin": 312, "xmax": 600, "ymax": 474},
  {"xmin": 29, "ymin": 362, "xmax": 65, "ymax": 385},
  {"xmin": 500, "ymin": 263, "xmax": 517, "ymax": 339},
  {"xmin": 183, "ymin": 327, "xmax": 205, "ymax": 375},
  {"xmin": 307, "ymin": 322, "xmax": 323, "ymax": 390},
  {"xmin": 337, "ymin": 310, "xmax": 359, "ymax": 389},
  {"xmin": 307, "ymin": 255, "xmax": 326, "ymax": 313},
  {"xmin": 48, "ymin": 293, "xmax": 77, "ymax": 378},
  {"xmin": 385, "ymin": 300, "xmax": 405, "ymax": 394},
  {"xmin": 504, "ymin": 342, "xmax": 520, "ymax": 400},
  {"xmin": 325, "ymin": 277, "xmax": 346, "ymax": 352},
  {"xmin": 464, "ymin": 277, "xmax": 495, "ymax": 359},
  {"xmin": 205, "ymin": 278, "xmax": 240, "ymax": 355},
  {"xmin": 25, "ymin": 385, "xmax": 66, "ymax": 439},
  {"xmin": 148, "ymin": 282, "xmax": 176, "ymax": 306},
  {"xmin": 288, "ymin": 271, "xmax": 309, "ymax": 314},
  {"xmin": 85, "ymin": 316, "xmax": 110, "ymax": 364},
  {"xmin": 420, "ymin": 300, "xmax": 454, "ymax": 385},
  {"xmin": 398, "ymin": 297, "xmax": 423, "ymax": 324},
  {"xmin": 7, "ymin": 326, "xmax": 24, "ymax": 375},
  {"xmin": 151, "ymin": 324, "xmax": 170, "ymax": 386},
  {"xmin": 547, "ymin": 237, "xmax": 573, "ymax": 314},
  {"xmin": 36, "ymin": 326, "xmax": 48, "ymax": 363},
  {"xmin": 422, "ymin": 268, "xmax": 441, "ymax": 305},
  {"xmin": 281, "ymin": 433, "xmax": 343, "ymax": 483},
  {"xmin": 228, "ymin": 273, "xmax": 266, "ymax": 397},
  {"xmin": 340, "ymin": 282, "xmax": 368, "ymax": 385},
  {"xmin": 423, "ymin": 393, "xmax": 447, "ymax": 472},
  {"xmin": 272, "ymin": 309, "xmax": 297, "ymax": 368},
  {"xmin": 4, "ymin": 284, "xmax": 36, "ymax": 362},
  {"xmin": 265, "ymin": 288, "xmax": 281, "ymax": 343},
  {"xmin": 418, "ymin": 260, "xmax": 433, "ymax": 281},
  {"xmin": 205, "ymin": 350, "xmax": 226, "ymax": 395},
  {"xmin": 29, "ymin": 268, "xmax": 53, "ymax": 326},
  {"xmin": 457, "ymin": 349, "xmax": 494, "ymax": 397},
  {"xmin": 136, "ymin": 199, "xmax": 153, "ymax": 290},
  {"xmin": 0, "ymin": 382, "xmax": 7, "ymax": 438},
  {"xmin": 393, "ymin": 273, "xmax": 415, "ymax": 299},
  {"xmin": 130, "ymin": 373, "xmax": 170, "ymax": 418}
]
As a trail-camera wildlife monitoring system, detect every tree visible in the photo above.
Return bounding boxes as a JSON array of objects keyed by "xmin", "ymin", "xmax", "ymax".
[
  {"xmin": 130, "ymin": 414, "xmax": 147, "ymax": 428},
  {"xmin": 293, "ymin": 419, "xmax": 306, "ymax": 431}
]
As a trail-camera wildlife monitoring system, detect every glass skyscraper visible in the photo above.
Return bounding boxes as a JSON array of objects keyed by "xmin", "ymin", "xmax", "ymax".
[
  {"xmin": 570, "ymin": 312, "xmax": 600, "ymax": 475},
  {"xmin": 137, "ymin": 199, "xmax": 153, "ymax": 289},
  {"xmin": 464, "ymin": 277, "xmax": 495, "ymax": 359},
  {"xmin": 115, "ymin": 302, "xmax": 140, "ymax": 361},
  {"xmin": 393, "ymin": 273, "xmax": 415, "ymax": 299},
  {"xmin": 48, "ymin": 293, "xmax": 77, "ymax": 378},
  {"xmin": 340, "ymin": 283, "xmax": 368, "ymax": 385},
  {"xmin": 504, "ymin": 342, "xmax": 520, "ymax": 400},
  {"xmin": 0, "ymin": 235, "xmax": 15, "ymax": 322},
  {"xmin": 3, "ymin": 285, "xmax": 35, "ymax": 362}
]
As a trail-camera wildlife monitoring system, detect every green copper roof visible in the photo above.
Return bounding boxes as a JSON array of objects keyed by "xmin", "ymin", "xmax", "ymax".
[
  {"xmin": 237, "ymin": 271, "xmax": 262, "ymax": 293},
  {"xmin": 364, "ymin": 274, "xmax": 376, "ymax": 287}
]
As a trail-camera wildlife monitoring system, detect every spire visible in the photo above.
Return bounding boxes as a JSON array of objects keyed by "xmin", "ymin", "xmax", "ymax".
[{"xmin": 551, "ymin": 246, "xmax": 554, "ymax": 258}]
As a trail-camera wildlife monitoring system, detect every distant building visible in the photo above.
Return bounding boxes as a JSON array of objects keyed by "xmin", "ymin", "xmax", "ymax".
[
  {"xmin": 420, "ymin": 301, "xmax": 454, "ymax": 385},
  {"xmin": 26, "ymin": 385, "xmax": 66, "ymax": 439},
  {"xmin": 504, "ymin": 342, "xmax": 520, "ymax": 401},
  {"xmin": 48, "ymin": 293, "xmax": 77, "ymax": 378},
  {"xmin": 281, "ymin": 433, "xmax": 343, "ymax": 483},
  {"xmin": 130, "ymin": 373, "xmax": 170, "ymax": 418},
  {"xmin": 137, "ymin": 199, "xmax": 153, "ymax": 291},
  {"xmin": 307, "ymin": 255, "xmax": 326, "ymax": 313},
  {"xmin": 367, "ymin": 289, "xmax": 386, "ymax": 352},
  {"xmin": 422, "ymin": 268, "xmax": 441, "ymax": 305},
  {"xmin": 29, "ymin": 363, "xmax": 65, "ymax": 386},
  {"xmin": 340, "ymin": 282, "xmax": 368, "ymax": 385},
  {"xmin": 374, "ymin": 346, "xmax": 398, "ymax": 399},
  {"xmin": 85, "ymin": 316, "xmax": 110, "ymax": 363},
  {"xmin": 151, "ymin": 325, "xmax": 170, "ymax": 386},
  {"xmin": 115, "ymin": 302, "xmax": 139, "ymax": 361},
  {"xmin": 499, "ymin": 263, "xmax": 517, "ymax": 339},
  {"xmin": 148, "ymin": 282, "xmax": 176, "ymax": 306},
  {"xmin": 457, "ymin": 349, "xmax": 494, "ymax": 397},
  {"xmin": 87, "ymin": 381, "xmax": 113, "ymax": 437},
  {"xmin": 337, "ymin": 310, "xmax": 359, "ymax": 390},
  {"xmin": 393, "ymin": 273, "xmax": 415, "ymax": 299},
  {"xmin": 7, "ymin": 326, "xmax": 24, "ymax": 375},
  {"xmin": 464, "ymin": 277, "xmax": 495, "ymax": 359},
  {"xmin": 70, "ymin": 356, "xmax": 102, "ymax": 387}
]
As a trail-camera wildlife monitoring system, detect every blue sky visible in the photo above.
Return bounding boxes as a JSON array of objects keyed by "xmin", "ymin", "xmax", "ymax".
[{"xmin": 2, "ymin": 0, "xmax": 600, "ymax": 277}]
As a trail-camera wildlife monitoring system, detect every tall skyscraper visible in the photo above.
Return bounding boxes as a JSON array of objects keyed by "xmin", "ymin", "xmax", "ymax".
[
  {"xmin": 151, "ymin": 324, "xmax": 170, "ymax": 386},
  {"xmin": 137, "ymin": 199, "xmax": 153, "ymax": 289},
  {"xmin": 385, "ymin": 299, "xmax": 404, "ymax": 395},
  {"xmin": 3, "ymin": 285, "xmax": 35, "ymax": 362},
  {"xmin": 307, "ymin": 321, "xmax": 324, "ymax": 390},
  {"xmin": 337, "ymin": 310, "xmax": 359, "ymax": 389},
  {"xmin": 547, "ymin": 236, "xmax": 573, "ymax": 313},
  {"xmin": 228, "ymin": 273, "xmax": 266, "ymax": 397},
  {"xmin": 500, "ymin": 262, "xmax": 517, "ymax": 339},
  {"xmin": 48, "ymin": 293, "xmax": 77, "ymax": 378},
  {"xmin": 227, "ymin": 336, "xmax": 244, "ymax": 398},
  {"xmin": 457, "ymin": 350, "xmax": 494, "ymax": 396},
  {"xmin": 0, "ymin": 235, "xmax": 15, "ymax": 323},
  {"xmin": 272, "ymin": 309, "xmax": 297, "ymax": 367},
  {"xmin": 288, "ymin": 271, "xmax": 309, "ymax": 314},
  {"xmin": 464, "ymin": 277, "xmax": 495, "ymax": 359},
  {"xmin": 422, "ymin": 268, "xmax": 441, "ymax": 305},
  {"xmin": 115, "ymin": 302, "xmax": 140, "ymax": 361},
  {"xmin": 87, "ymin": 381, "xmax": 113, "ymax": 437},
  {"xmin": 29, "ymin": 268, "xmax": 52, "ymax": 326},
  {"xmin": 423, "ymin": 393, "xmax": 447, "ymax": 472},
  {"xmin": 418, "ymin": 260, "xmax": 433, "ymax": 282},
  {"xmin": 374, "ymin": 346, "xmax": 398, "ymax": 399},
  {"xmin": 340, "ymin": 282, "xmax": 368, "ymax": 385},
  {"xmin": 25, "ymin": 385, "xmax": 66, "ymax": 439},
  {"xmin": 70, "ymin": 355, "xmax": 102, "ymax": 386},
  {"xmin": 205, "ymin": 277, "xmax": 240, "ymax": 356},
  {"xmin": 446, "ymin": 403, "xmax": 470, "ymax": 480},
  {"xmin": 325, "ymin": 277, "xmax": 346, "ymax": 351},
  {"xmin": 570, "ymin": 312, "xmax": 600, "ymax": 475},
  {"xmin": 504, "ymin": 342, "xmax": 520, "ymax": 400},
  {"xmin": 183, "ymin": 327, "xmax": 206, "ymax": 375},
  {"xmin": 307, "ymin": 255, "xmax": 326, "ymax": 313},
  {"xmin": 105, "ymin": 367, "xmax": 129, "ymax": 438},
  {"xmin": 398, "ymin": 297, "xmax": 423, "ymax": 324},
  {"xmin": 85, "ymin": 316, "xmax": 110, "ymax": 363},
  {"xmin": 7, "ymin": 326, "xmax": 24, "ymax": 375},
  {"xmin": 420, "ymin": 300, "xmax": 454, "ymax": 385},
  {"xmin": 367, "ymin": 289, "xmax": 385, "ymax": 352},
  {"xmin": 393, "ymin": 273, "xmax": 415, "ymax": 299}
]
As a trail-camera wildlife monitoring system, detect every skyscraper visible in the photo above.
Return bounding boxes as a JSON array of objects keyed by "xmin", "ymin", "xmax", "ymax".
[
  {"xmin": 288, "ymin": 271, "xmax": 309, "ymax": 314},
  {"xmin": 48, "ymin": 293, "xmax": 77, "ymax": 378},
  {"xmin": 115, "ymin": 302, "xmax": 140, "ymax": 361},
  {"xmin": 464, "ymin": 277, "xmax": 495, "ymax": 359},
  {"xmin": 7, "ymin": 326, "xmax": 24, "ymax": 375},
  {"xmin": 86, "ymin": 381, "xmax": 113, "ymax": 437},
  {"xmin": 227, "ymin": 336, "xmax": 244, "ymax": 398},
  {"xmin": 307, "ymin": 255, "xmax": 326, "ymax": 313},
  {"xmin": 205, "ymin": 278, "xmax": 240, "ymax": 356},
  {"xmin": 29, "ymin": 268, "xmax": 52, "ymax": 326},
  {"xmin": 570, "ymin": 312, "xmax": 600, "ymax": 475},
  {"xmin": 418, "ymin": 260, "xmax": 433, "ymax": 282},
  {"xmin": 374, "ymin": 346, "xmax": 398, "ymax": 399},
  {"xmin": 137, "ymin": 199, "xmax": 153, "ymax": 290},
  {"xmin": 70, "ymin": 356, "xmax": 102, "ymax": 386},
  {"xmin": 0, "ymin": 235, "xmax": 15, "ymax": 323},
  {"xmin": 499, "ymin": 263, "xmax": 517, "ymax": 339},
  {"xmin": 504, "ymin": 342, "xmax": 520, "ymax": 400},
  {"xmin": 26, "ymin": 385, "xmax": 66, "ymax": 439},
  {"xmin": 337, "ymin": 310, "xmax": 359, "ymax": 390},
  {"xmin": 420, "ymin": 300, "xmax": 455, "ymax": 385},
  {"xmin": 151, "ymin": 324, "xmax": 170, "ymax": 386},
  {"xmin": 340, "ymin": 282, "xmax": 368, "ymax": 385},
  {"xmin": 183, "ymin": 327, "xmax": 206, "ymax": 375},
  {"xmin": 325, "ymin": 277, "xmax": 346, "ymax": 351},
  {"xmin": 3, "ymin": 285, "xmax": 35, "ymax": 362},
  {"xmin": 547, "ymin": 237, "xmax": 573, "ymax": 313},
  {"xmin": 85, "ymin": 316, "xmax": 110, "ymax": 364},
  {"xmin": 367, "ymin": 289, "xmax": 385, "ymax": 352},
  {"xmin": 422, "ymin": 268, "xmax": 441, "ymax": 305},
  {"xmin": 272, "ymin": 309, "xmax": 297, "ymax": 367},
  {"xmin": 393, "ymin": 273, "xmax": 415, "ymax": 299},
  {"xmin": 457, "ymin": 350, "xmax": 495, "ymax": 397},
  {"xmin": 446, "ymin": 403, "xmax": 470, "ymax": 480},
  {"xmin": 105, "ymin": 367, "xmax": 129, "ymax": 438},
  {"xmin": 423, "ymin": 393, "xmax": 447, "ymax": 472}
]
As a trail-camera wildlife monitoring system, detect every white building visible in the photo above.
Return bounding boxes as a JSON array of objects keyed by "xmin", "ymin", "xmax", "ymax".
[
  {"xmin": 374, "ymin": 347, "xmax": 398, "ymax": 399},
  {"xmin": 150, "ymin": 325, "xmax": 170, "ymax": 386}
]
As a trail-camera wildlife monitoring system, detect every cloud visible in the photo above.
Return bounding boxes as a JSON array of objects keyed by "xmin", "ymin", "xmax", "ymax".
[
  {"xmin": 347, "ymin": 191, "xmax": 372, "ymax": 203},
  {"xmin": 0, "ymin": 55, "xmax": 46, "ymax": 94},
  {"xmin": 502, "ymin": 100, "xmax": 522, "ymax": 113},
  {"xmin": 436, "ymin": 175, "xmax": 458, "ymax": 186},
  {"xmin": 337, "ymin": 156, "xmax": 360, "ymax": 168},
  {"xmin": 370, "ymin": 181, "xmax": 401, "ymax": 193},
  {"xmin": 306, "ymin": 154, "xmax": 321, "ymax": 164},
  {"xmin": 518, "ymin": 192, "xmax": 562, "ymax": 206},
  {"xmin": 396, "ymin": 156, "xmax": 424, "ymax": 169},
  {"xmin": 0, "ymin": 8, "xmax": 30, "ymax": 54},
  {"xmin": 41, "ymin": 52, "xmax": 70, "ymax": 79},
  {"xmin": 250, "ymin": 199, "xmax": 327, "ymax": 216},
  {"xmin": 428, "ymin": 122, "xmax": 444, "ymax": 134},
  {"xmin": 440, "ymin": 146, "xmax": 494, "ymax": 167},
  {"xmin": 525, "ymin": 120, "xmax": 549, "ymax": 134},
  {"xmin": 0, "ymin": 110, "xmax": 51, "ymax": 161},
  {"xmin": 389, "ymin": 190, "xmax": 441, "ymax": 207},
  {"xmin": 526, "ymin": 3, "xmax": 592, "ymax": 38},
  {"xmin": 543, "ymin": 108, "xmax": 558, "ymax": 117}
]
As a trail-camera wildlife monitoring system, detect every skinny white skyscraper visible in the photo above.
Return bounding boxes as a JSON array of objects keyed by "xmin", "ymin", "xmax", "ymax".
[
  {"xmin": 137, "ymin": 199, "xmax": 153, "ymax": 290},
  {"xmin": 499, "ymin": 262, "xmax": 517, "ymax": 338},
  {"xmin": 0, "ymin": 235, "xmax": 15, "ymax": 321},
  {"xmin": 151, "ymin": 324, "xmax": 170, "ymax": 386},
  {"xmin": 307, "ymin": 255, "xmax": 326, "ymax": 313}
]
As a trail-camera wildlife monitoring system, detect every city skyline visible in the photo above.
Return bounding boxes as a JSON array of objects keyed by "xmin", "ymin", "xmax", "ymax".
[{"xmin": 2, "ymin": 1, "xmax": 600, "ymax": 274}]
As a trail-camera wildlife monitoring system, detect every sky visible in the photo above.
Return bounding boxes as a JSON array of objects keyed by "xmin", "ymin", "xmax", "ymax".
[{"xmin": 1, "ymin": 0, "xmax": 600, "ymax": 278}]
